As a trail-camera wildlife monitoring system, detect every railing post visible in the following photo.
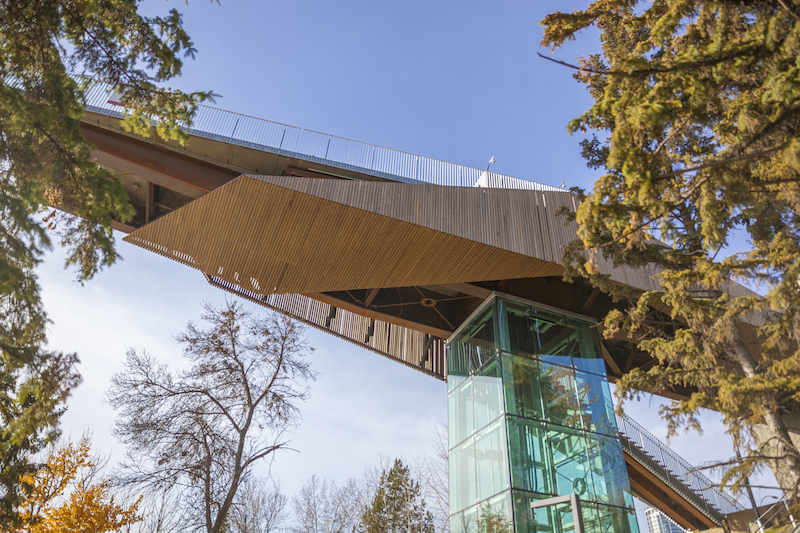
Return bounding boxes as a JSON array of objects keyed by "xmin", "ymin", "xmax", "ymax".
[{"xmin": 785, "ymin": 500, "xmax": 797, "ymax": 528}]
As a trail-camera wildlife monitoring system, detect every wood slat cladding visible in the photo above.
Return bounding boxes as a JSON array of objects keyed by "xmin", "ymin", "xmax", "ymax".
[
  {"xmin": 123, "ymin": 173, "xmax": 758, "ymax": 310},
  {"xmin": 205, "ymin": 275, "xmax": 446, "ymax": 380},
  {"xmin": 124, "ymin": 175, "xmax": 567, "ymax": 295}
]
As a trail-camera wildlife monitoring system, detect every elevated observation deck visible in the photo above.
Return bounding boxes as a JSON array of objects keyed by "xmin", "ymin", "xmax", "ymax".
[{"xmin": 77, "ymin": 83, "xmax": 747, "ymax": 530}]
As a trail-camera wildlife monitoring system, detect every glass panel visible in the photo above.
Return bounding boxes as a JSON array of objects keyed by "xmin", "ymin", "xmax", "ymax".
[
  {"xmin": 519, "ymin": 494, "xmax": 575, "ymax": 533},
  {"xmin": 512, "ymin": 491, "xmax": 549, "ymax": 533},
  {"xmin": 532, "ymin": 308, "xmax": 572, "ymax": 368},
  {"xmin": 499, "ymin": 299, "xmax": 538, "ymax": 355},
  {"xmin": 539, "ymin": 363, "xmax": 583, "ymax": 430},
  {"xmin": 626, "ymin": 507, "xmax": 640, "ymax": 533},
  {"xmin": 479, "ymin": 491, "xmax": 513, "ymax": 533},
  {"xmin": 450, "ymin": 378, "xmax": 475, "ymax": 447},
  {"xmin": 475, "ymin": 356, "xmax": 504, "ymax": 430},
  {"xmin": 503, "ymin": 353, "xmax": 545, "ymax": 422},
  {"xmin": 546, "ymin": 426, "xmax": 595, "ymax": 501},
  {"xmin": 463, "ymin": 505, "xmax": 479, "ymax": 533},
  {"xmin": 566, "ymin": 317, "xmax": 604, "ymax": 375},
  {"xmin": 476, "ymin": 419, "xmax": 510, "ymax": 501},
  {"xmin": 451, "ymin": 437, "xmax": 477, "ymax": 514},
  {"xmin": 574, "ymin": 371, "xmax": 617, "ymax": 436},
  {"xmin": 451, "ymin": 510, "xmax": 468, "ymax": 533},
  {"xmin": 451, "ymin": 304, "xmax": 497, "ymax": 353},
  {"xmin": 451, "ymin": 506, "xmax": 480, "ymax": 533},
  {"xmin": 449, "ymin": 373, "xmax": 468, "ymax": 393},
  {"xmin": 581, "ymin": 504, "xmax": 600, "ymax": 533},
  {"xmin": 507, "ymin": 416, "xmax": 554, "ymax": 495},
  {"xmin": 573, "ymin": 356, "xmax": 606, "ymax": 376},
  {"xmin": 585, "ymin": 434, "xmax": 629, "ymax": 507},
  {"xmin": 596, "ymin": 504, "xmax": 638, "ymax": 533}
]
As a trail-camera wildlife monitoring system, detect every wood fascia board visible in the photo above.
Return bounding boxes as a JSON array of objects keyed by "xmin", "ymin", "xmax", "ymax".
[
  {"xmin": 306, "ymin": 292, "xmax": 452, "ymax": 339},
  {"xmin": 626, "ymin": 474, "xmax": 707, "ymax": 530},
  {"xmin": 82, "ymin": 124, "xmax": 238, "ymax": 193},
  {"xmin": 111, "ymin": 220, "xmax": 137, "ymax": 234},
  {"xmin": 624, "ymin": 455, "xmax": 717, "ymax": 529},
  {"xmin": 91, "ymin": 149, "xmax": 206, "ymax": 199},
  {"xmin": 81, "ymin": 113, "xmax": 259, "ymax": 176}
]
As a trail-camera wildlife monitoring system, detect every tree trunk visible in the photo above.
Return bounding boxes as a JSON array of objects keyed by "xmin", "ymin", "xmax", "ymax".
[{"xmin": 729, "ymin": 323, "xmax": 800, "ymax": 501}]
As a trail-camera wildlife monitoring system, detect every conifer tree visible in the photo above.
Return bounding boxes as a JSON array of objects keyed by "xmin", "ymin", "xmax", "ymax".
[
  {"xmin": 540, "ymin": 1, "xmax": 800, "ymax": 501},
  {"xmin": 360, "ymin": 459, "xmax": 434, "ymax": 533},
  {"xmin": 0, "ymin": 0, "xmax": 212, "ymax": 523}
]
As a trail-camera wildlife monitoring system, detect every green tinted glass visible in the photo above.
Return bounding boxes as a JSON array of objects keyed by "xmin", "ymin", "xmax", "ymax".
[
  {"xmin": 450, "ymin": 437, "xmax": 477, "ymax": 513},
  {"xmin": 506, "ymin": 416, "xmax": 554, "ymax": 495},
  {"xmin": 503, "ymin": 353, "xmax": 545, "ymax": 422},
  {"xmin": 475, "ymin": 357, "xmax": 504, "ymax": 430},
  {"xmin": 479, "ymin": 491, "xmax": 514, "ymax": 533},
  {"xmin": 539, "ymin": 363, "xmax": 583, "ymax": 429},
  {"xmin": 586, "ymin": 434, "xmax": 629, "ymax": 507},
  {"xmin": 476, "ymin": 419, "xmax": 511, "ymax": 501},
  {"xmin": 450, "ymin": 378, "xmax": 474, "ymax": 447},
  {"xmin": 545, "ymin": 426, "xmax": 595, "ymax": 501},
  {"xmin": 574, "ymin": 371, "xmax": 617, "ymax": 436}
]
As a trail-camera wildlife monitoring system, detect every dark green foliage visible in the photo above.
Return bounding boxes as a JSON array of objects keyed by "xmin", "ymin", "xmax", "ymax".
[
  {"xmin": 541, "ymin": 1, "xmax": 800, "ymax": 501},
  {"xmin": 360, "ymin": 459, "xmax": 435, "ymax": 533},
  {"xmin": 0, "ymin": 0, "xmax": 213, "ymax": 524}
]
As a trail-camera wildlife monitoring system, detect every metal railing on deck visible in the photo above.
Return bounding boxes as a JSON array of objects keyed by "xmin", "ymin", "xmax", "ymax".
[
  {"xmin": 80, "ymin": 82, "xmax": 564, "ymax": 191},
  {"xmin": 616, "ymin": 410, "xmax": 745, "ymax": 525}
]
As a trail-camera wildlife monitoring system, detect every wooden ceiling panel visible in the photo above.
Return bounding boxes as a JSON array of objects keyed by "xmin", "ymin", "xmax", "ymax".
[{"xmin": 124, "ymin": 175, "xmax": 565, "ymax": 295}]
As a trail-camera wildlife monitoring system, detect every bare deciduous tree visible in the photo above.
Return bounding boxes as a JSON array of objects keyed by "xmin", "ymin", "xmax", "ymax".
[
  {"xmin": 290, "ymin": 475, "xmax": 362, "ymax": 533},
  {"xmin": 107, "ymin": 301, "xmax": 315, "ymax": 533},
  {"xmin": 415, "ymin": 424, "xmax": 449, "ymax": 533},
  {"xmin": 228, "ymin": 478, "xmax": 288, "ymax": 533}
]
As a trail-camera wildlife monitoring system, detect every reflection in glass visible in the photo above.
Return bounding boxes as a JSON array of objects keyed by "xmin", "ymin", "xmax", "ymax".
[
  {"xmin": 476, "ymin": 420, "xmax": 510, "ymax": 501},
  {"xmin": 475, "ymin": 357, "xmax": 504, "ymax": 430},
  {"xmin": 479, "ymin": 491, "xmax": 514, "ymax": 533},
  {"xmin": 450, "ymin": 378, "xmax": 475, "ymax": 447},
  {"xmin": 574, "ymin": 371, "xmax": 617, "ymax": 436},
  {"xmin": 565, "ymin": 317, "xmax": 604, "ymax": 375},
  {"xmin": 546, "ymin": 426, "xmax": 596, "ymax": 502},
  {"xmin": 498, "ymin": 298, "xmax": 605, "ymax": 373},
  {"xmin": 596, "ymin": 504, "xmax": 640, "ymax": 533},
  {"xmin": 539, "ymin": 363, "xmax": 583, "ymax": 430},
  {"xmin": 503, "ymin": 354, "xmax": 545, "ymax": 422},
  {"xmin": 586, "ymin": 434, "xmax": 629, "ymax": 507},
  {"xmin": 451, "ymin": 437, "xmax": 477, "ymax": 514},
  {"xmin": 507, "ymin": 416, "xmax": 554, "ymax": 496},
  {"xmin": 450, "ymin": 305, "xmax": 497, "ymax": 379}
]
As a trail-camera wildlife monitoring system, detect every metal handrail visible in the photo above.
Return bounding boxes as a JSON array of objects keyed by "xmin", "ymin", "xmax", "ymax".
[
  {"xmin": 79, "ymin": 81, "xmax": 565, "ymax": 191},
  {"xmin": 615, "ymin": 409, "xmax": 746, "ymax": 520},
  {"xmin": 743, "ymin": 497, "xmax": 796, "ymax": 533}
]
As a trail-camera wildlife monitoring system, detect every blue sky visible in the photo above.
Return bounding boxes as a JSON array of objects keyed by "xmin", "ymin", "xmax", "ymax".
[{"xmin": 37, "ymin": 0, "xmax": 779, "ymax": 529}]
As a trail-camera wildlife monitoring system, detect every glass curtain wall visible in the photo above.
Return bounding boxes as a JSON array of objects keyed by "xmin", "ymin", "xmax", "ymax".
[{"xmin": 447, "ymin": 295, "xmax": 639, "ymax": 533}]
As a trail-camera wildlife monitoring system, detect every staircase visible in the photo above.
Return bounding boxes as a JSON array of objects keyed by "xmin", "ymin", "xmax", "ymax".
[{"xmin": 616, "ymin": 411, "xmax": 745, "ymax": 527}]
